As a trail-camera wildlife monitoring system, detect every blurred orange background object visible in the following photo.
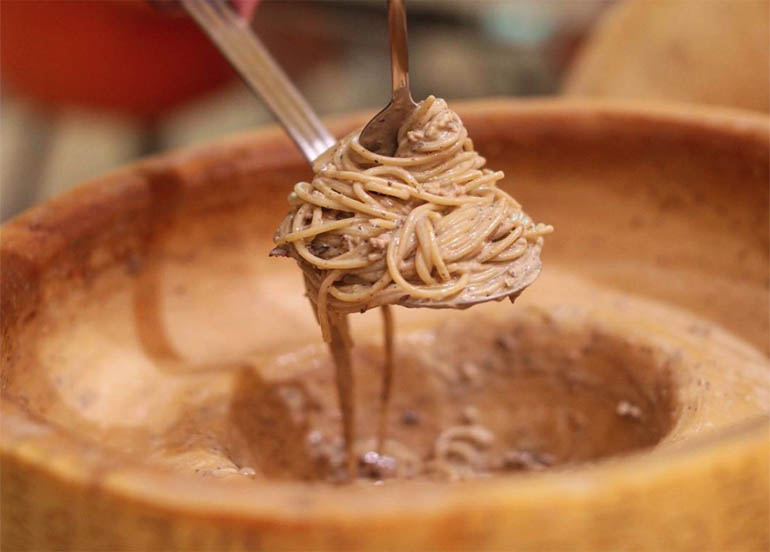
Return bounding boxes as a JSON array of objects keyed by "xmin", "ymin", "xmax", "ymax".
[{"xmin": 0, "ymin": 0, "xmax": 235, "ymax": 118}]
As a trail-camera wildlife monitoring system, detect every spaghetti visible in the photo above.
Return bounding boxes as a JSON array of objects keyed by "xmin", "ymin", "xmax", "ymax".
[
  {"xmin": 272, "ymin": 96, "xmax": 551, "ymax": 479},
  {"xmin": 274, "ymin": 96, "xmax": 552, "ymax": 334}
]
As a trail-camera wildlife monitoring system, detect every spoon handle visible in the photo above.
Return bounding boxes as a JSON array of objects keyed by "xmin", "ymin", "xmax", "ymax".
[
  {"xmin": 181, "ymin": 0, "xmax": 335, "ymax": 164},
  {"xmin": 388, "ymin": 0, "xmax": 412, "ymax": 98}
]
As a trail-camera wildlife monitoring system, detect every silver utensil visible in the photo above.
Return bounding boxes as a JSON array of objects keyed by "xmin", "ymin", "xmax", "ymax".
[
  {"xmin": 180, "ymin": 0, "xmax": 335, "ymax": 163},
  {"xmin": 358, "ymin": 0, "xmax": 417, "ymax": 156}
]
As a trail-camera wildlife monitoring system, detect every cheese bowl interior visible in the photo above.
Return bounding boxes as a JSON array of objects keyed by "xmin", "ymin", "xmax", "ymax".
[{"xmin": 1, "ymin": 100, "xmax": 768, "ymax": 550}]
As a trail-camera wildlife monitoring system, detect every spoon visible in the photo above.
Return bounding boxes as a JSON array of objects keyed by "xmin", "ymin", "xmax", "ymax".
[
  {"xmin": 182, "ymin": 0, "xmax": 541, "ymax": 307},
  {"xmin": 357, "ymin": 0, "xmax": 540, "ymax": 307},
  {"xmin": 358, "ymin": 0, "xmax": 418, "ymax": 156}
]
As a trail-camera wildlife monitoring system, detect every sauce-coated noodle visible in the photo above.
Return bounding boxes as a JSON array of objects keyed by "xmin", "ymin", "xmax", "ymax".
[{"xmin": 273, "ymin": 96, "xmax": 551, "ymax": 480}]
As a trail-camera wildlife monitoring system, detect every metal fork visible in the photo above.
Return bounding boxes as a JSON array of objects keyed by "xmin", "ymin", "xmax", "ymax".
[{"xmin": 180, "ymin": 0, "xmax": 335, "ymax": 164}]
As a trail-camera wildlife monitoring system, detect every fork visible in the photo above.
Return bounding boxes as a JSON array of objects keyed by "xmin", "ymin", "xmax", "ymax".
[{"xmin": 180, "ymin": 0, "xmax": 335, "ymax": 164}]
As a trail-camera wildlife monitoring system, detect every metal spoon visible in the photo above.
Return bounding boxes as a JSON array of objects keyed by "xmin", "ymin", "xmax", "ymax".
[
  {"xmin": 358, "ymin": 0, "xmax": 418, "ymax": 157},
  {"xmin": 182, "ymin": 0, "xmax": 541, "ymax": 307}
]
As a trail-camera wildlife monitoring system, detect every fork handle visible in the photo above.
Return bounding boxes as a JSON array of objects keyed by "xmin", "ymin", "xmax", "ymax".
[
  {"xmin": 181, "ymin": 0, "xmax": 336, "ymax": 164},
  {"xmin": 388, "ymin": 0, "xmax": 411, "ymax": 97}
]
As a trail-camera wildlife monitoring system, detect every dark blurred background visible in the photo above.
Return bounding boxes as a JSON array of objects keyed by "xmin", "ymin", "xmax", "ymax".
[{"xmin": 2, "ymin": 0, "xmax": 767, "ymax": 221}]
